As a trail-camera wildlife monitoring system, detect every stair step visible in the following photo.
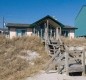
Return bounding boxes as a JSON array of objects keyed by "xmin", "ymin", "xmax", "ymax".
[{"xmin": 47, "ymin": 70, "xmax": 57, "ymax": 73}]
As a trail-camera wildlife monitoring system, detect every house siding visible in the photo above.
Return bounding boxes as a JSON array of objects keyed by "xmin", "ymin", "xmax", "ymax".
[
  {"xmin": 69, "ymin": 30, "xmax": 75, "ymax": 39},
  {"xmin": 27, "ymin": 28, "xmax": 32, "ymax": 36},
  {"xmin": 9, "ymin": 28, "xmax": 16, "ymax": 39},
  {"xmin": 9, "ymin": 28, "xmax": 33, "ymax": 38}
]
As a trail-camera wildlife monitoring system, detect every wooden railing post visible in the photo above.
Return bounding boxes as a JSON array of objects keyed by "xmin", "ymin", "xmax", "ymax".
[
  {"xmin": 65, "ymin": 51, "xmax": 69, "ymax": 75},
  {"xmin": 82, "ymin": 51, "xmax": 85, "ymax": 76}
]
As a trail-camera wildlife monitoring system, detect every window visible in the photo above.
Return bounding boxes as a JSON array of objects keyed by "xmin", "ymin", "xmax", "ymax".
[
  {"xmin": 48, "ymin": 25, "xmax": 56, "ymax": 38},
  {"xmin": 16, "ymin": 29, "xmax": 26, "ymax": 37},
  {"xmin": 0, "ymin": 31, "xmax": 2, "ymax": 34},
  {"xmin": 62, "ymin": 31, "xmax": 68, "ymax": 37}
]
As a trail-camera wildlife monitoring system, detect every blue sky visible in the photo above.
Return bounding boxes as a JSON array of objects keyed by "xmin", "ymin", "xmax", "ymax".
[{"xmin": 0, "ymin": 0, "xmax": 85, "ymax": 28}]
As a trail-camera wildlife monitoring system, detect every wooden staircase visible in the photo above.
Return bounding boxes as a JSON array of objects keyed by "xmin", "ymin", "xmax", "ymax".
[{"xmin": 44, "ymin": 39, "xmax": 85, "ymax": 75}]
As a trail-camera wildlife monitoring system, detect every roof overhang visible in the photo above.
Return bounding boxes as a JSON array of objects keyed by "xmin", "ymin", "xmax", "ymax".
[
  {"xmin": 63, "ymin": 25, "xmax": 78, "ymax": 30},
  {"xmin": 6, "ymin": 23, "xmax": 31, "ymax": 28}
]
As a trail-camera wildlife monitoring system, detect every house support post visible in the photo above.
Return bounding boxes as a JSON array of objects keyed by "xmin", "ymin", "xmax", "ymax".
[
  {"xmin": 50, "ymin": 29, "xmax": 52, "ymax": 39},
  {"xmin": 40, "ymin": 29, "xmax": 42, "ymax": 40},
  {"xmin": 37, "ymin": 31, "xmax": 39, "ymax": 37},
  {"xmin": 59, "ymin": 27, "xmax": 61, "ymax": 36},
  {"xmin": 54, "ymin": 31, "xmax": 55, "ymax": 39},
  {"xmin": 56, "ymin": 27, "xmax": 59, "ymax": 40},
  {"xmin": 44, "ymin": 20, "xmax": 49, "ymax": 52},
  {"xmin": 33, "ymin": 28, "xmax": 35, "ymax": 36},
  {"xmin": 47, "ymin": 20, "xmax": 49, "ymax": 40}
]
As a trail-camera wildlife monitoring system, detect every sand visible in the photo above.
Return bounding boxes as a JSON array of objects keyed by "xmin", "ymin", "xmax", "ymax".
[{"xmin": 26, "ymin": 71, "xmax": 86, "ymax": 80}]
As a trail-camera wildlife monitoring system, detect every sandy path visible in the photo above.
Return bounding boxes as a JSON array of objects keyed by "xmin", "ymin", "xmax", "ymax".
[{"xmin": 26, "ymin": 71, "xmax": 86, "ymax": 80}]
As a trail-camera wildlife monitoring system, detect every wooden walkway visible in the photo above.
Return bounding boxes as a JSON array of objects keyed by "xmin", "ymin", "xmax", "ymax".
[{"xmin": 44, "ymin": 39, "xmax": 85, "ymax": 76}]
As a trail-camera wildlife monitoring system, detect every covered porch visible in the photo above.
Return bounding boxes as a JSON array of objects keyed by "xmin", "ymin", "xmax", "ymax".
[{"xmin": 31, "ymin": 16, "xmax": 63, "ymax": 41}]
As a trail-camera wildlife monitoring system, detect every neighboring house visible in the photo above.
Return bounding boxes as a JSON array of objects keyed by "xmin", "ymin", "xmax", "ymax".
[
  {"xmin": 75, "ymin": 5, "xmax": 86, "ymax": 36},
  {"xmin": 0, "ymin": 28, "xmax": 9, "ymax": 36},
  {"xmin": 0, "ymin": 28, "xmax": 3, "ymax": 34},
  {"xmin": 6, "ymin": 15, "xmax": 77, "ymax": 39},
  {"xmin": 78, "ymin": 35, "xmax": 86, "ymax": 38}
]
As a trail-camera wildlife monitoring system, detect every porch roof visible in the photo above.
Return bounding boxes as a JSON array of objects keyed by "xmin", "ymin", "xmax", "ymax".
[{"xmin": 30, "ymin": 15, "xmax": 65, "ymax": 28}]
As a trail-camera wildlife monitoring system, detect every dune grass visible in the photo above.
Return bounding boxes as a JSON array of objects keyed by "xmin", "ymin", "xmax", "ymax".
[
  {"xmin": 0, "ymin": 36, "xmax": 49, "ymax": 80},
  {"xmin": 61, "ymin": 37, "xmax": 86, "ymax": 46}
]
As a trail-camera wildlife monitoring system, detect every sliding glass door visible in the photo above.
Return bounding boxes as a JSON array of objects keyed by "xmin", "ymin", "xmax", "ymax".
[{"xmin": 16, "ymin": 29, "xmax": 26, "ymax": 37}]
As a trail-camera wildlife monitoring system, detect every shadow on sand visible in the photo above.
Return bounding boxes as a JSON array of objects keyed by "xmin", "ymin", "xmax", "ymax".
[{"xmin": 69, "ymin": 65, "xmax": 86, "ymax": 76}]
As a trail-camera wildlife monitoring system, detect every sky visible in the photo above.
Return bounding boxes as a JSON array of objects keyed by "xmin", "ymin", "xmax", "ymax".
[{"xmin": 0, "ymin": 0, "xmax": 85, "ymax": 29}]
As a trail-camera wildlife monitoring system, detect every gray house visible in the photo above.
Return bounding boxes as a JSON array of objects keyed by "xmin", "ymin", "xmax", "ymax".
[{"xmin": 6, "ymin": 15, "xmax": 77, "ymax": 39}]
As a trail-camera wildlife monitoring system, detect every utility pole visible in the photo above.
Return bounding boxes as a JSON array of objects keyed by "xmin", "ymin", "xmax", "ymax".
[
  {"xmin": 3, "ymin": 17, "xmax": 5, "ymax": 29},
  {"xmin": 2, "ymin": 17, "xmax": 5, "ymax": 35}
]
